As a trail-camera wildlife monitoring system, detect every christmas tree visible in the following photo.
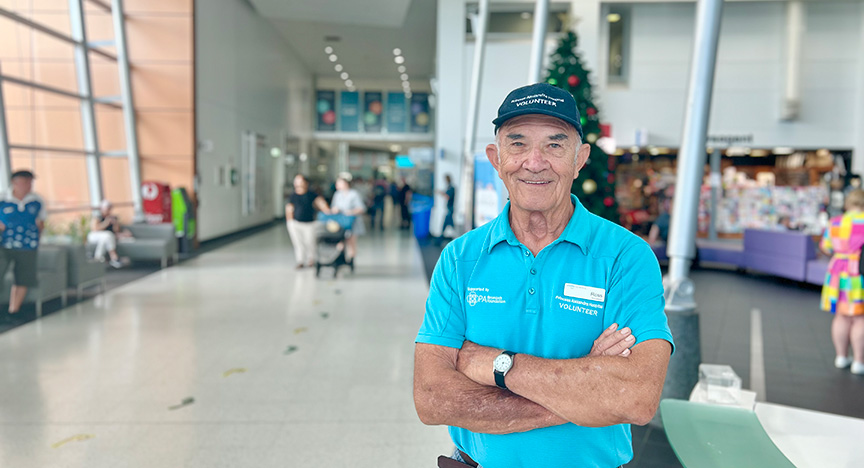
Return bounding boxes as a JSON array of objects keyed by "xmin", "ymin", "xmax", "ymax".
[{"xmin": 545, "ymin": 31, "xmax": 619, "ymax": 223}]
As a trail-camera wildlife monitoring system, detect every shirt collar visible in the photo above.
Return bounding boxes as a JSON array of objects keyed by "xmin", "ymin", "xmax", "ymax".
[{"xmin": 487, "ymin": 194, "xmax": 590, "ymax": 253}]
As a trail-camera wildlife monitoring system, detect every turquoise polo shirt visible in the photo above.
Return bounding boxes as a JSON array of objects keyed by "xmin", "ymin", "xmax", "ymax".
[{"xmin": 416, "ymin": 195, "xmax": 674, "ymax": 468}]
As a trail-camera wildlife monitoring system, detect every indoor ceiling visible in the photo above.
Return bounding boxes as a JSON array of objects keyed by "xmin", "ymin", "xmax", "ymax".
[{"xmin": 248, "ymin": 0, "xmax": 438, "ymax": 84}]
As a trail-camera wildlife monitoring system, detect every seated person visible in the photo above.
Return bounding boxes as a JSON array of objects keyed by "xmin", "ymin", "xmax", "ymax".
[{"xmin": 87, "ymin": 200, "xmax": 132, "ymax": 268}]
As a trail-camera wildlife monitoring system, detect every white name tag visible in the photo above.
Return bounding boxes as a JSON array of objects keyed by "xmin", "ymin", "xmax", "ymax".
[{"xmin": 564, "ymin": 283, "xmax": 606, "ymax": 303}]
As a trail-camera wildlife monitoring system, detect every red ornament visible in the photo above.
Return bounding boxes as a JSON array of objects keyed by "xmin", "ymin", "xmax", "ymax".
[
  {"xmin": 607, "ymin": 174, "xmax": 615, "ymax": 184},
  {"xmin": 586, "ymin": 107, "xmax": 597, "ymax": 116},
  {"xmin": 604, "ymin": 197, "xmax": 614, "ymax": 207},
  {"xmin": 568, "ymin": 75, "xmax": 580, "ymax": 87},
  {"xmin": 322, "ymin": 110, "xmax": 336, "ymax": 125}
]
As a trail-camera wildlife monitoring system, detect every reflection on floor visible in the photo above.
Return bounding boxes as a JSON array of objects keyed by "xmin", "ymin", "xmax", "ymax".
[
  {"xmin": 3, "ymin": 226, "xmax": 860, "ymax": 468},
  {"xmin": 0, "ymin": 227, "xmax": 450, "ymax": 468}
]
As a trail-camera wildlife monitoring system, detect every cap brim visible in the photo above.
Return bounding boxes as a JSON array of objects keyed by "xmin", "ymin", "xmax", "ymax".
[{"xmin": 493, "ymin": 109, "xmax": 583, "ymax": 139}]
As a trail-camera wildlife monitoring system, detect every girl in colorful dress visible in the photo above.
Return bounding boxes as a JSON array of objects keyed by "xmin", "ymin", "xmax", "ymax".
[{"xmin": 820, "ymin": 189, "xmax": 864, "ymax": 374}]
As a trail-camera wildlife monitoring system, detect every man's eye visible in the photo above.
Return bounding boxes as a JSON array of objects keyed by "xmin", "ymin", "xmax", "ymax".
[
  {"xmin": 512, "ymin": 142, "xmax": 524, "ymax": 147},
  {"xmin": 549, "ymin": 143, "xmax": 561, "ymax": 149}
]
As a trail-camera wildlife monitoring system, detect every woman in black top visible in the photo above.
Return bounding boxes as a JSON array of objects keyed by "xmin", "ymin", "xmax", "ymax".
[{"xmin": 286, "ymin": 174, "xmax": 330, "ymax": 269}]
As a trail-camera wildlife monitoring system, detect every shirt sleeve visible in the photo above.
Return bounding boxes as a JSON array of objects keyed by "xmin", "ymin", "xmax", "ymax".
[
  {"xmin": 36, "ymin": 197, "xmax": 47, "ymax": 221},
  {"xmin": 416, "ymin": 244, "xmax": 466, "ymax": 349},
  {"xmin": 820, "ymin": 222, "xmax": 833, "ymax": 253},
  {"xmin": 604, "ymin": 239, "xmax": 675, "ymax": 354}
]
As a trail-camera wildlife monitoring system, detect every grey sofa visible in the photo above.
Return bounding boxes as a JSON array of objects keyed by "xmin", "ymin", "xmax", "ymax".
[
  {"xmin": 59, "ymin": 243, "xmax": 106, "ymax": 298},
  {"xmin": 0, "ymin": 245, "xmax": 68, "ymax": 317},
  {"xmin": 115, "ymin": 224, "xmax": 178, "ymax": 268}
]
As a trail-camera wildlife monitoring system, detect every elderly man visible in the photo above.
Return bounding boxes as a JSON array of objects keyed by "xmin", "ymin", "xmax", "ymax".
[
  {"xmin": 0, "ymin": 170, "xmax": 46, "ymax": 319},
  {"xmin": 413, "ymin": 83, "xmax": 674, "ymax": 468}
]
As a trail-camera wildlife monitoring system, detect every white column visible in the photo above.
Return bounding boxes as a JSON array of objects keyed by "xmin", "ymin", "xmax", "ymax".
[
  {"xmin": 527, "ymin": 0, "xmax": 551, "ymax": 84},
  {"xmin": 433, "ymin": 0, "xmax": 467, "ymax": 236},
  {"xmin": 0, "ymin": 73, "xmax": 11, "ymax": 191},
  {"xmin": 571, "ymin": 0, "xmax": 602, "ymax": 84},
  {"xmin": 853, "ymin": 2, "xmax": 864, "ymax": 176}
]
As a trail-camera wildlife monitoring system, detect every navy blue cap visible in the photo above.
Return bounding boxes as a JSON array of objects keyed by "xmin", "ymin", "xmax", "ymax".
[{"xmin": 492, "ymin": 82, "xmax": 583, "ymax": 140}]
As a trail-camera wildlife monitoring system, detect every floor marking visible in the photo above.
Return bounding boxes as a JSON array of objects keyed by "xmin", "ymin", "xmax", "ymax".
[
  {"xmin": 168, "ymin": 396, "xmax": 195, "ymax": 410},
  {"xmin": 293, "ymin": 327, "xmax": 308, "ymax": 334},
  {"xmin": 751, "ymin": 308, "xmax": 766, "ymax": 401},
  {"xmin": 320, "ymin": 312, "xmax": 329, "ymax": 319},
  {"xmin": 222, "ymin": 368, "xmax": 247, "ymax": 377},
  {"xmin": 283, "ymin": 345, "xmax": 298, "ymax": 355},
  {"xmin": 52, "ymin": 434, "xmax": 94, "ymax": 449}
]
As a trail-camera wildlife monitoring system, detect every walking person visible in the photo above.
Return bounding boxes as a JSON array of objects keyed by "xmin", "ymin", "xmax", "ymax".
[
  {"xmin": 820, "ymin": 189, "xmax": 864, "ymax": 374},
  {"xmin": 0, "ymin": 170, "xmax": 46, "ymax": 318},
  {"xmin": 329, "ymin": 173, "xmax": 366, "ymax": 263},
  {"xmin": 87, "ymin": 200, "xmax": 132, "ymax": 269},
  {"xmin": 437, "ymin": 174, "xmax": 456, "ymax": 239},
  {"xmin": 286, "ymin": 174, "xmax": 330, "ymax": 269},
  {"xmin": 414, "ymin": 83, "xmax": 673, "ymax": 467},
  {"xmin": 398, "ymin": 177, "xmax": 413, "ymax": 230}
]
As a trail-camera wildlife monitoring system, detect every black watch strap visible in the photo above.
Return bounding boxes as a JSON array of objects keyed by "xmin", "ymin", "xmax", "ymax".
[{"xmin": 494, "ymin": 351, "xmax": 516, "ymax": 390}]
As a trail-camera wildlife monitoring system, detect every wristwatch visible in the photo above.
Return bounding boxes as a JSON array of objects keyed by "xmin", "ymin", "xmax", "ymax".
[{"xmin": 493, "ymin": 350, "xmax": 516, "ymax": 390}]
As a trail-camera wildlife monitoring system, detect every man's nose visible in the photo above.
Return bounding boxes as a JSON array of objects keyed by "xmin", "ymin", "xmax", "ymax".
[{"xmin": 522, "ymin": 146, "xmax": 547, "ymax": 172}]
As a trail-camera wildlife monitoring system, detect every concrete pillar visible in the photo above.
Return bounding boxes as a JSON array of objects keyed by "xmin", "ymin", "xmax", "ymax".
[{"xmin": 433, "ymin": 0, "xmax": 467, "ymax": 237}]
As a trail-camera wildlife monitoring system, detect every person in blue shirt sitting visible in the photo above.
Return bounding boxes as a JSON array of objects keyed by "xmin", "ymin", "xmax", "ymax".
[
  {"xmin": 414, "ymin": 83, "xmax": 674, "ymax": 468},
  {"xmin": 0, "ymin": 170, "xmax": 46, "ymax": 319}
]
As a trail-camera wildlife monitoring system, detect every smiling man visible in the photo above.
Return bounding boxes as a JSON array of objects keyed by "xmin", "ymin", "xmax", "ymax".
[{"xmin": 414, "ymin": 83, "xmax": 674, "ymax": 468}]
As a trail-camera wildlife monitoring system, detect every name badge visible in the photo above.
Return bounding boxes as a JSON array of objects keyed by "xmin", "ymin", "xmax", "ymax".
[{"xmin": 564, "ymin": 283, "xmax": 606, "ymax": 303}]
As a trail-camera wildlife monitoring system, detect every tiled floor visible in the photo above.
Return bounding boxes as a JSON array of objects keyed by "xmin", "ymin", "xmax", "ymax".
[
  {"xmin": 3, "ymin": 226, "xmax": 863, "ymax": 468},
  {"xmin": 0, "ymin": 226, "xmax": 450, "ymax": 467}
]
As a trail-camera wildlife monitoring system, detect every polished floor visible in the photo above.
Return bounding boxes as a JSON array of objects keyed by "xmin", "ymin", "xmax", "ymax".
[
  {"xmin": 4, "ymin": 225, "xmax": 864, "ymax": 468},
  {"xmin": 0, "ymin": 227, "xmax": 451, "ymax": 467}
]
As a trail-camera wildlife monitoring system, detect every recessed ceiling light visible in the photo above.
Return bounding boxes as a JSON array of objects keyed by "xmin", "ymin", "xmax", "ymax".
[
  {"xmin": 393, "ymin": 48, "xmax": 402, "ymax": 56},
  {"xmin": 402, "ymin": 82, "xmax": 411, "ymax": 88},
  {"xmin": 394, "ymin": 56, "xmax": 405, "ymax": 64},
  {"xmin": 340, "ymin": 72, "xmax": 349, "ymax": 80},
  {"xmin": 608, "ymin": 13, "xmax": 621, "ymax": 23},
  {"xmin": 345, "ymin": 79, "xmax": 353, "ymax": 87},
  {"xmin": 329, "ymin": 54, "xmax": 338, "ymax": 62},
  {"xmin": 521, "ymin": 12, "xmax": 531, "ymax": 20},
  {"xmin": 324, "ymin": 46, "xmax": 333, "ymax": 54},
  {"xmin": 772, "ymin": 147, "xmax": 795, "ymax": 155},
  {"xmin": 348, "ymin": 86, "xmax": 356, "ymax": 92},
  {"xmin": 405, "ymin": 91, "xmax": 412, "ymax": 98},
  {"xmin": 400, "ymin": 73, "xmax": 409, "ymax": 81},
  {"xmin": 334, "ymin": 64, "xmax": 343, "ymax": 72},
  {"xmin": 390, "ymin": 144, "xmax": 401, "ymax": 152},
  {"xmin": 397, "ymin": 65, "xmax": 406, "ymax": 73}
]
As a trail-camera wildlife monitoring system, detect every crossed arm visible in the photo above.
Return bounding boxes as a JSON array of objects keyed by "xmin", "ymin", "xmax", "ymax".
[{"xmin": 413, "ymin": 325, "xmax": 671, "ymax": 434}]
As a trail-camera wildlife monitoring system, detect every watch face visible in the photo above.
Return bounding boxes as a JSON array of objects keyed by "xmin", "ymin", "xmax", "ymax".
[{"xmin": 493, "ymin": 354, "xmax": 512, "ymax": 373}]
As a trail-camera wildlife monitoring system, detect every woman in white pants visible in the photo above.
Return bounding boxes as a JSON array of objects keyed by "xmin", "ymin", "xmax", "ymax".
[
  {"xmin": 286, "ymin": 174, "xmax": 330, "ymax": 269},
  {"xmin": 88, "ymin": 200, "xmax": 131, "ymax": 268}
]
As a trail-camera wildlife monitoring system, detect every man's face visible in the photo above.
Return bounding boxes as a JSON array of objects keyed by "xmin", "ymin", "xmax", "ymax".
[
  {"xmin": 486, "ymin": 115, "xmax": 589, "ymax": 215},
  {"xmin": 11, "ymin": 176, "xmax": 33, "ymax": 195},
  {"xmin": 293, "ymin": 175, "xmax": 308, "ymax": 191}
]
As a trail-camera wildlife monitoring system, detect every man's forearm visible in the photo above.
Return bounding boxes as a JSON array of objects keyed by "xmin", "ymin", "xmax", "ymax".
[
  {"xmin": 460, "ymin": 340, "xmax": 671, "ymax": 427},
  {"xmin": 415, "ymin": 366, "xmax": 566, "ymax": 434}
]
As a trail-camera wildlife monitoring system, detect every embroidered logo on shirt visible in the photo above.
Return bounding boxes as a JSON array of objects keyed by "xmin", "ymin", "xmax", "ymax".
[{"xmin": 466, "ymin": 287, "xmax": 506, "ymax": 306}]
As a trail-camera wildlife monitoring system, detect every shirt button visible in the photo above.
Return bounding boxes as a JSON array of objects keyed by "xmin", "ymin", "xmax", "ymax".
[
  {"xmin": 524, "ymin": 250, "xmax": 530, "ymax": 257},
  {"xmin": 530, "ymin": 269, "xmax": 536, "ymax": 275},
  {"xmin": 528, "ymin": 288, "xmax": 535, "ymax": 295}
]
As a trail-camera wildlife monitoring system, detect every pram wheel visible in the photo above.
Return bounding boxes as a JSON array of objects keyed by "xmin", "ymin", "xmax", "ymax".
[
  {"xmin": 315, "ymin": 262, "xmax": 321, "ymax": 278},
  {"xmin": 349, "ymin": 257, "xmax": 354, "ymax": 273}
]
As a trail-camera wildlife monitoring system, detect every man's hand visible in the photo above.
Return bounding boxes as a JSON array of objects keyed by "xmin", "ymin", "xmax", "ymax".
[
  {"xmin": 0, "ymin": 221, "xmax": 5, "ymax": 232},
  {"xmin": 456, "ymin": 324, "xmax": 636, "ymax": 387},
  {"xmin": 590, "ymin": 323, "xmax": 636, "ymax": 357}
]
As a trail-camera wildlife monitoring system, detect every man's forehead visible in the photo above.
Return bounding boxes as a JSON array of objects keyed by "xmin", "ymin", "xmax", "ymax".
[{"xmin": 500, "ymin": 114, "xmax": 576, "ymax": 136}]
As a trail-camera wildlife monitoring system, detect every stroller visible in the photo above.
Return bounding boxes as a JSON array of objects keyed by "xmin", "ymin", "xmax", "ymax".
[{"xmin": 315, "ymin": 213, "xmax": 355, "ymax": 278}]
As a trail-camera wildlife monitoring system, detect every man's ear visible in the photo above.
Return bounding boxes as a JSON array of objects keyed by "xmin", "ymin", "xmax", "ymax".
[
  {"xmin": 573, "ymin": 143, "xmax": 591, "ymax": 179},
  {"xmin": 486, "ymin": 144, "xmax": 500, "ymax": 171}
]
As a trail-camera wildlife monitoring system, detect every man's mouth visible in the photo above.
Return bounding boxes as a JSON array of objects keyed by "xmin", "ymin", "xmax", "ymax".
[{"xmin": 520, "ymin": 179, "xmax": 551, "ymax": 186}]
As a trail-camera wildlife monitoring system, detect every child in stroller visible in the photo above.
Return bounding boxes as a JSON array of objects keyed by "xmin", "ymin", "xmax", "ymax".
[{"xmin": 315, "ymin": 213, "xmax": 355, "ymax": 277}]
